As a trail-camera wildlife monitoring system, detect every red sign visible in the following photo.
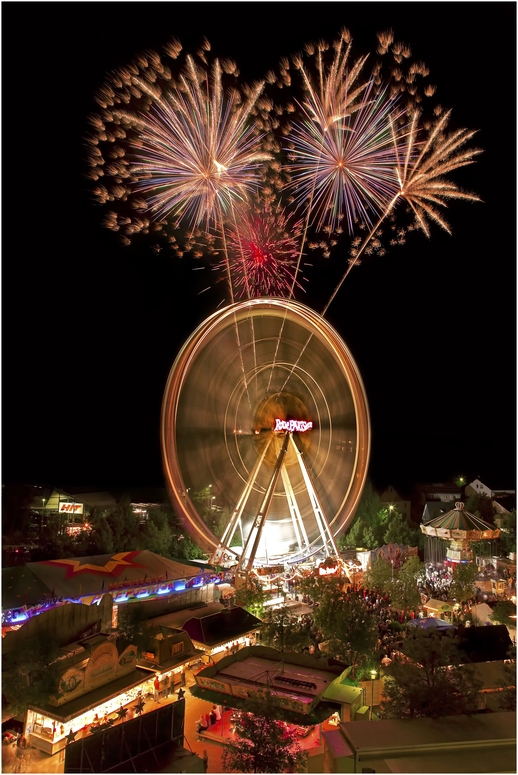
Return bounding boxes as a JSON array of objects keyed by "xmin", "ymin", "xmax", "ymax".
[
  {"xmin": 59, "ymin": 503, "xmax": 83, "ymax": 514},
  {"xmin": 274, "ymin": 419, "xmax": 313, "ymax": 433}
]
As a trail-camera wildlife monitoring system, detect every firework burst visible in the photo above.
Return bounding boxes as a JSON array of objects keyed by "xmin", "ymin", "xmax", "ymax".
[
  {"xmin": 87, "ymin": 29, "xmax": 481, "ymax": 310},
  {"xmin": 219, "ymin": 208, "xmax": 305, "ymax": 298},
  {"xmin": 87, "ymin": 40, "xmax": 270, "ymax": 244},
  {"xmin": 287, "ymin": 80, "xmax": 403, "ymax": 234},
  {"xmin": 391, "ymin": 108, "xmax": 482, "ymax": 236},
  {"xmin": 131, "ymin": 56, "xmax": 271, "ymax": 229},
  {"xmin": 279, "ymin": 30, "xmax": 404, "ymax": 235},
  {"xmin": 323, "ymin": 108, "xmax": 482, "ymax": 314}
]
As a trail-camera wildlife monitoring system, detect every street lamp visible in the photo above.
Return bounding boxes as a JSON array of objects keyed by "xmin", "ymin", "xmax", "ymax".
[{"xmin": 370, "ymin": 669, "xmax": 377, "ymax": 721}]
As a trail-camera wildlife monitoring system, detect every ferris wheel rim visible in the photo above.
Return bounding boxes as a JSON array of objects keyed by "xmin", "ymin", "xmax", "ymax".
[{"xmin": 161, "ymin": 297, "xmax": 371, "ymax": 559}]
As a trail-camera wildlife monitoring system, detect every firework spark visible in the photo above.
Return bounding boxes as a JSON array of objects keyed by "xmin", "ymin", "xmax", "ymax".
[{"xmin": 219, "ymin": 208, "xmax": 305, "ymax": 298}]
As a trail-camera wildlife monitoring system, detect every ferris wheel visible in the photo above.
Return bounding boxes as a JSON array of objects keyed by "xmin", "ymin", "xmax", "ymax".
[{"xmin": 161, "ymin": 298, "xmax": 370, "ymax": 580}]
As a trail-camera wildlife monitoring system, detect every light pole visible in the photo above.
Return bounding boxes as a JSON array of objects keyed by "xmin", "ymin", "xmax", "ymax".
[{"xmin": 370, "ymin": 669, "xmax": 377, "ymax": 721}]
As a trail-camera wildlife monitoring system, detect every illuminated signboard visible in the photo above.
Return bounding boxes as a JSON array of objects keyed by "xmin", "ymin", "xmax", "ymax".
[
  {"xmin": 318, "ymin": 565, "xmax": 338, "ymax": 576},
  {"xmin": 274, "ymin": 419, "xmax": 313, "ymax": 433},
  {"xmin": 59, "ymin": 503, "xmax": 84, "ymax": 514}
]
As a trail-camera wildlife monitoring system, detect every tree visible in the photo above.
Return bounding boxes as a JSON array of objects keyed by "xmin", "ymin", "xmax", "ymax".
[
  {"xmin": 138, "ymin": 508, "xmax": 173, "ymax": 556},
  {"xmin": 499, "ymin": 511, "xmax": 516, "ymax": 556},
  {"xmin": 464, "ymin": 493, "xmax": 495, "ymax": 524},
  {"xmin": 2, "ymin": 633, "xmax": 63, "ymax": 717},
  {"xmin": 449, "ymin": 562, "xmax": 478, "ymax": 604},
  {"xmin": 339, "ymin": 480, "xmax": 386, "ymax": 549},
  {"xmin": 306, "ymin": 576, "xmax": 377, "ymax": 675},
  {"xmin": 364, "ymin": 556, "xmax": 393, "ymax": 592},
  {"xmin": 491, "ymin": 600, "xmax": 516, "ymax": 628},
  {"xmin": 388, "ymin": 556, "xmax": 423, "ymax": 614},
  {"xmin": 116, "ymin": 604, "xmax": 151, "ymax": 656},
  {"xmin": 234, "ymin": 574, "xmax": 265, "ymax": 618},
  {"xmin": 259, "ymin": 606, "xmax": 310, "ymax": 652},
  {"xmin": 380, "ymin": 628, "xmax": 482, "ymax": 719},
  {"xmin": 221, "ymin": 692, "xmax": 307, "ymax": 773},
  {"xmin": 383, "ymin": 511, "xmax": 421, "ymax": 548}
]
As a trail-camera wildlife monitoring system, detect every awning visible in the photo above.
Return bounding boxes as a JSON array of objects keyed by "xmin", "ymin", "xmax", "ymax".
[
  {"xmin": 189, "ymin": 684, "xmax": 340, "ymax": 725},
  {"xmin": 28, "ymin": 668, "xmax": 151, "ymax": 723}
]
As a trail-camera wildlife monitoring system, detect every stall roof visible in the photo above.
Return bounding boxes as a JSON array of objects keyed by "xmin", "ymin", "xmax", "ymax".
[
  {"xmin": 338, "ymin": 711, "xmax": 516, "ymax": 754},
  {"xmin": 456, "ymin": 624, "xmax": 513, "ymax": 663},
  {"xmin": 28, "ymin": 668, "xmax": 151, "ymax": 723},
  {"xmin": 182, "ymin": 607, "xmax": 262, "ymax": 647}
]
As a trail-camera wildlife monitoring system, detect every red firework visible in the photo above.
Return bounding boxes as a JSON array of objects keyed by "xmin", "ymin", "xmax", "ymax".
[{"xmin": 222, "ymin": 211, "xmax": 305, "ymax": 298}]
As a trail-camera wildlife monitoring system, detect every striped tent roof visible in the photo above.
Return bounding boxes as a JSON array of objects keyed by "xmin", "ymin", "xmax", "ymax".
[
  {"xmin": 2, "ymin": 551, "xmax": 206, "ymax": 610},
  {"xmin": 421, "ymin": 502, "xmax": 500, "ymax": 540}
]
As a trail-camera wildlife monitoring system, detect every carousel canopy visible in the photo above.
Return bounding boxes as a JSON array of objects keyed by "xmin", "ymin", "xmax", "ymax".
[{"xmin": 421, "ymin": 502, "xmax": 500, "ymax": 541}]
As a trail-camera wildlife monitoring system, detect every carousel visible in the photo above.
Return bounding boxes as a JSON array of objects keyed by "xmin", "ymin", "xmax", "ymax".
[{"xmin": 421, "ymin": 501, "xmax": 500, "ymax": 569}]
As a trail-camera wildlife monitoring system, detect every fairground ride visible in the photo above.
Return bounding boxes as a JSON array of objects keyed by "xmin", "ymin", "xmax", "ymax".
[{"xmin": 161, "ymin": 298, "xmax": 370, "ymax": 587}]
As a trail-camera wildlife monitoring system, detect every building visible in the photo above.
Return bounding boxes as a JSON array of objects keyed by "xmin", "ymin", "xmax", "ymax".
[
  {"xmin": 323, "ymin": 711, "xmax": 516, "ymax": 772},
  {"xmin": 379, "ymin": 486, "xmax": 411, "ymax": 521},
  {"xmin": 146, "ymin": 601, "xmax": 262, "ymax": 659},
  {"xmin": 190, "ymin": 645, "xmax": 363, "ymax": 725},
  {"xmin": 29, "ymin": 486, "xmax": 117, "ymax": 535}
]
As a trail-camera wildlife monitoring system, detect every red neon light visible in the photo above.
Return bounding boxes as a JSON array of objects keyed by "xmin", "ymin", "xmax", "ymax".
[{"xmin": 274, "ymin": 419, "xmax": 313, "ymax": 433}]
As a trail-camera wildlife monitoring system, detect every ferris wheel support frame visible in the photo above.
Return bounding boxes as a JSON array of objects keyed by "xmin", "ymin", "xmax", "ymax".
[
  {"xmin": 217, "ymin": 430, "xmax": 339, "ymax": 589},
  {"xmin": 209, "ymin": 435, "xmax": 274, "ymax": 565},
  {"xmin": 234, "ymin": 432, "xmax": 290, "ymax": 587},
  {"xmin": 290, "ymin": 433, "xmax": 339, "ymax": 559}
]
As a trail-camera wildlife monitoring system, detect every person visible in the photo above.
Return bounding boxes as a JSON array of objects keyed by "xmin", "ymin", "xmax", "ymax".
[
  {"xmin": 196, "ymin": 716, "xmax": 208, "ymax": 734},
  {"xmin": 162, "ymin": 673, "xmax": 170, "ymax": 697},
  {"xmin": 202, "ymin": 713, "xmax": 210, "ymax": 729},
  {"xmin": 177, "ymin": 687, "xmax": 185, "ymax": 701},
  {"xmin": 209, "ymin": 706, "xmax": 217, "ymax": 726},
  {"xmin": 154, "ymin": 676, "xmax": 161, "ymax": 703},
  {"xmin": 214, "ymin": 705, "xmax": 221, "ymax": 722},
  {"xmin": 180, "ymin": 670, "xmax": 186, "ymax": 687}
]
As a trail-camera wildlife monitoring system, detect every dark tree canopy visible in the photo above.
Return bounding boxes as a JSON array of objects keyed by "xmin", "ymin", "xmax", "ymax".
[
  {"xmin": 380, "ymin": 628, "xmax": 482, "ymax": 719},
  {"xmin": 221, "ymin": 692, "xmax": 307, "ymax": 773}
]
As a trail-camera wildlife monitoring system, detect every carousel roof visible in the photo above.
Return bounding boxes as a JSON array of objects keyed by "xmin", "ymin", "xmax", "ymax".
[{"xmin": 421, "ymin": 502, "xmax": 500, "ymax": 540}]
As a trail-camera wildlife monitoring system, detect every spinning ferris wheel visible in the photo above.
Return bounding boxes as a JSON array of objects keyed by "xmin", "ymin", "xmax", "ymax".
[{"xmin": 161, "ymin": 298, "xmax": 370, "ymax": 582}]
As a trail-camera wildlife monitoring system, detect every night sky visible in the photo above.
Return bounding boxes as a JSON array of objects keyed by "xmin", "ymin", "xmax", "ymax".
[{"xmin": 3, "ymin": 2, "xmax": 516, "ymax": 495}]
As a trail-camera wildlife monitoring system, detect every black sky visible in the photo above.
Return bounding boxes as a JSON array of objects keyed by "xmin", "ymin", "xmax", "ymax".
[{"xmin": 3, "ymin": 2, "xmax": 516, "ymax": 494}]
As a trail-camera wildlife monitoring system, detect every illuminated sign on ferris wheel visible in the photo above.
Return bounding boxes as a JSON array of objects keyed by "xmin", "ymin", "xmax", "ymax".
[{"xmin": 274, "ymin": 419, "xmax": 313, "ymax": 433}]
